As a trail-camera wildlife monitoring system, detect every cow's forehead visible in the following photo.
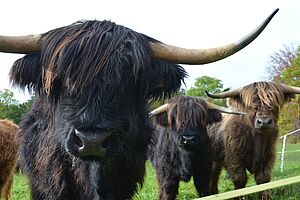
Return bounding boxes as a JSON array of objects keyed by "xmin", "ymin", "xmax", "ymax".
[
  {"xmin": 239, "ymin": 83, "xmax": 286, "ymax": 109},
  {"xmin": 167, "ymin": 97, "xmax": 209, "ymax": 129}
]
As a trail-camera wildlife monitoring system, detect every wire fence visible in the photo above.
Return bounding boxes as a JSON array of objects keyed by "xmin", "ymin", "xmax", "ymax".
[{"xmin": 279, "ymin": 129, "xmax": 300, "ymax": 173}]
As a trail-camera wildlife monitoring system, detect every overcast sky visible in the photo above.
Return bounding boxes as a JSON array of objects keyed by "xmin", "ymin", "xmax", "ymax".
[{"xmin": 0, "ymin": 0, "xmax": 299, "ymax": 102}]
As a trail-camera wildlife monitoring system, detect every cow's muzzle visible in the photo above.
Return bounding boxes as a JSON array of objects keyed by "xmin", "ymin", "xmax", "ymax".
[
  {"xmin": 75, "ymin": 129, "xmax": 113, "ymax": 157},
  {"xmin": 65, "ymin": 128, "xmax": 118, "ymax": 159},
  {"xmin": 254, "ymin": 116, "xmax": 274, "ymax": 129},
  {"xmin": 178, "ymin": 135, "xmax": 200, "ymax": 147}
]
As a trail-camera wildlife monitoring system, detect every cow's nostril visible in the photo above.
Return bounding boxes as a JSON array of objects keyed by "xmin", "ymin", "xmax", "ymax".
[
  {"xmin": 74, "ymin": 130, "xmax": 83, "ymax": 148},
  {"xmin": 266, "ymin": 118, "xmax": 272, "ymax": 125}
]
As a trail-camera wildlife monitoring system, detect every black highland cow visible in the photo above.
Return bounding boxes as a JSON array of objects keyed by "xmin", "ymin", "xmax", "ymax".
[
  {"xmin": 0, "ymin": 9, "xmax": 278, "ymax": 200},
  {"xmin": 148, "ymin": 96, "xmax": 244, "ymax": 200}
]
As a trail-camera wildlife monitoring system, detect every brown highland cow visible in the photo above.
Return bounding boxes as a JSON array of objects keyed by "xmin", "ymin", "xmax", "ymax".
[
  {"xmin": 0, "ymin": 119, "xmax": 19, "ymax": 200},
  {"xmin": 206, "ymin": 81, "xmax": 300, "ymax": 199}
]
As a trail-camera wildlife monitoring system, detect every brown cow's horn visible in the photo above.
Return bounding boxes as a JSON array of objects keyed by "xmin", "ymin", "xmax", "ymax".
[
  {"xmin": 149, "ymin": 104, "xmax": 169, "ymax": 118},
  {"xmin": 151, "ymin": 8, "xmax": 279, "ymax": 64},
  {"xmin": 280, "ymin": 84, "xmax": 300, "ymax": 94},
  {"xmin": 205, "ymin": 87, "xmax": 242, "ymax": 99},
  {"xmin": 0, "ymin": 34, "xmax": 42, "ymax": 54},
  {"xmin": 206, "ymin": 102, "xmax": 246, "ymax": 115}
]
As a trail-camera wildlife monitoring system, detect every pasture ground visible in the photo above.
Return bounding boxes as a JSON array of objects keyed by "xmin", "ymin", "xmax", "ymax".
[{"xmin": 13, "ymin": 143, "xmax": 300, "ymax": 200}]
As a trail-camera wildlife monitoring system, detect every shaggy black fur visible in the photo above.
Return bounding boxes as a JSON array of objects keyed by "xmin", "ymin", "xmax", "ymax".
[
  {"xmin": 10, "ymin": 20, "xmax": 186, "ymax": 200},
  {"xmin": 149, "ymin": 96, "xmax": 222, "ymax": 200}
]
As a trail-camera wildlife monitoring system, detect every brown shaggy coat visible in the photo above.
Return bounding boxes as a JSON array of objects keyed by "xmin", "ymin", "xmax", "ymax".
[
  {"xmin": 207, "ymin": 82, "xmax": 296, "ymax": 199},
  {"xmin": 0, "ymin": 119, "xmax": 19, "ymax": 200}
]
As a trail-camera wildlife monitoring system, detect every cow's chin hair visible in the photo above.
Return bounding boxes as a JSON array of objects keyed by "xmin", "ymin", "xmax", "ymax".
[
  {"xmin": 177, "ymin": 144, "xmax": 198, "ymax": 152},
  {"xmin": 254, "ymin": 127, "xmax": 278, "ymax": 135}
]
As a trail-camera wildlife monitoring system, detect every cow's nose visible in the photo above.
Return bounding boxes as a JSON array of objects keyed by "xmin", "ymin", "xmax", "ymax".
[
  {"xmin": 74, "ymin": 129, "xmax": 113, "ymax": 158},
  {"xmin": 255, "ymin": 117, "xmax": 273, "ymax": 128},
  {"xmin": 180, "ymin": 135, "xmax": 197, "ymax": 145}
]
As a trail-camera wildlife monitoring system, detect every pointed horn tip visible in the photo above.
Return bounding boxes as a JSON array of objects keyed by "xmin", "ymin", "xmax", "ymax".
[
  {"xmin": 205, "ymin": 90, "xmax": 211, "ymax": 97},
  {"xmin": 273, "ymin": 8, "xmax": 280, "ymax": 15},
  {"xmin": 265, "ymin": 8, "xmax": 279, "ymax": 24},
  {"xmin": 205, "ymin": 90, "xmax": 221, "ymax": 99},
  {"xmin": 149, "ymin": 104, "xmax": 169, "ymax": 118}
]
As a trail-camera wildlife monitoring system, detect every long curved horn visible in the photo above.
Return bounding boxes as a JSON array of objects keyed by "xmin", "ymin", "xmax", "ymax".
[
  {"xmin": 0, "ymin": 35, "xmax": 42, "ymax": 54},
  {"xmin": 205, "ymin": 87, "xmax": 242, "ymax": 99},
  {"xmin": 151, "ymin": 8, "xmax": 279, "ymax": 64},
  {"xmin": 280, "ymin": 84, "xmax": 300, "ymax": 94},
  {"xmin": 206, "ymin": 102, "xmax": 246, "ymax": 115},
  {"xmin": 0, "ymin": 9, "xmax": 278, "ymax": 61},
  {"xmin": 149, "ymin": 104, "xmax": 169, "ymax": 118}
]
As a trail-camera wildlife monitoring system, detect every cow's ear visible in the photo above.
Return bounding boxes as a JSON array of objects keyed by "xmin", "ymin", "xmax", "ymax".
[
  {"xmin": 9, "ymin": 53, "xmax": 42, "ymax": 92},
  {"xmin": 155, "ymin": 112, "xmax": 168, "ymax": 127},
  {"xmin": 207, "ymin": 109, "xmax": 222, "ymax": 124}
]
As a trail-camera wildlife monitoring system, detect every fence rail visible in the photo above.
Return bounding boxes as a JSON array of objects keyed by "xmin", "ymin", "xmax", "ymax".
[
  {"xmin": 193, "ymin": 130, "xmax": 300, "ymax": 200},
  {"xmin": 194, "ymin": 176, "xmax": 300, "ymax": 200},
  {"xmin": 279, "ymin": 129, "xmax": 300, "ymax": 172},
  {"xmin": 279, "ymin": 129, "xmax": 300, "ymax": 139}
]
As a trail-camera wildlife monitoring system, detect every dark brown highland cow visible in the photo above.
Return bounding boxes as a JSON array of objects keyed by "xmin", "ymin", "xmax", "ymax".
[
  {"xmin": 206, "ymin": 81, "xmax": 300, "ymax": 200},
  {"xmin": 0, "ymin": 10, "xmax": 277, "ymax": 200},
  {"xmin": 148, "ymin": 96, "xmax": 245, "ymax": 200},
  {"xmin": 0, "ymin": 119, "xmax": 19, "ymax": 200}
]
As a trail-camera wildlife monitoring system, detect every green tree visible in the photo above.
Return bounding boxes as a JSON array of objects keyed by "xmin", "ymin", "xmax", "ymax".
[
  {"xmin": 282, "ymin": 47, "xmax": 300, "ymax": 86},
  {"xmin": 0, "ymin": 89, "xmax": 34, "ymax": 124},
  {"xmin": 186, "ymin": 76, "xmax": 223, "ymax": 97},
  {"xmin": 186, "ymin": 76, "xmax": 226, "ymax": 106}
]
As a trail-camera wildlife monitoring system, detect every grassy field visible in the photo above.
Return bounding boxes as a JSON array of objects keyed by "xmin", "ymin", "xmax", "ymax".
[{"xmin": 13, "ymin": 143, "xmax": 300, "ymax": 199}]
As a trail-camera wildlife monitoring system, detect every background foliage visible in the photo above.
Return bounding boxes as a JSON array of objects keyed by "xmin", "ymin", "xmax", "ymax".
[
  {"xmin": 186, "ymin": 76, "xmax": 227, "ymax": 106},
  {"xmin": 269, "ymin": 45, "xmax": 300, "ymax": 138},
  {"xmin": 0, "ymin": 89, "xmax": 34, "ymax": 123}
]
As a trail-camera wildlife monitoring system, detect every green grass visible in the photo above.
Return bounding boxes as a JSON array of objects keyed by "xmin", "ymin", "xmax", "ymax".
[
  {"xmin": 13, "ymin": 143, "xmax": 300, "ymax": 199},
  {"xmin": 12, "ymin": 173, "xmax": 30, "ymax": 200}
]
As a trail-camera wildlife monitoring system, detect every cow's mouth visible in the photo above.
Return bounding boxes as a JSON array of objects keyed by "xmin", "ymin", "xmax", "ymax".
[{"xmin": 65, "ymin": 128, "xmax": 120, "ymax": 160}]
